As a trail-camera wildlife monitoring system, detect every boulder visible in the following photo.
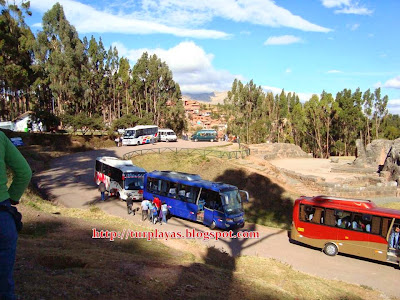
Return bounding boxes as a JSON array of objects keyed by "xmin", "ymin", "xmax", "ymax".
[
  {"xmin": 248, "ymin": 143, "xmax": 308, "ymax": 160},
  {"xmin": 381, "ymin": 138, "xmax": 400, "ymax": 183},
  {"xmin": 354, "ymin": 139, "xmax": 393, "ymax": 168}
]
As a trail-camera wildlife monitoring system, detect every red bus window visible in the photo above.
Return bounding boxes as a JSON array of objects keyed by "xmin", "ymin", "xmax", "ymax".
[{"xmin": 381, "ymin": 218, "xmax": 391, "ymax": 238}]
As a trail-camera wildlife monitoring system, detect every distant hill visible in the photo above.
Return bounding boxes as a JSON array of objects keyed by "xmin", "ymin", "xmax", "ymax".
[
  {"xmin": 183, "ymin": 92, "xmax": 215, "ymax": 102},
  {"xmin": 183, "ymin": 91, "xmax": 228, "ymax": 105}
]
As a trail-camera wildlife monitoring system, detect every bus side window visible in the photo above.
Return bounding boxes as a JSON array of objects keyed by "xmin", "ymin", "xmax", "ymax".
[
  {"xmin": 381, "ymin": 217, "xmax": 391, "ymax": 238},
  {"xmin": 371, "ymin": 216, "xmax": 381, "ymax": 235},
  {"xmin": 160, "ymin": 180, "xmax": 169, "ymax": 196},
  {"xmin": 325, "ymin": 209, "xmax": 336, "ymax": 226},
  {"xmin": 187, "ymin": 187, "xmax": 200, "ymax": 204},
  {"xmin": 299, "ymin": 204, "xmax": 307, "ymax": 221},
  {"xmin": 311, "ymin": 207, "xmax": 323, "ymax": 224},
  {"xmin": 168, "ymin": 181, "xmax": 177, "ymax": 198},
  {"xmin": 95, "ymin": 160, "xmax": 102, "ymax": 172},
  {"xmin": 362, "ymin": 214, "xmax": 372, "ymax": 232}
]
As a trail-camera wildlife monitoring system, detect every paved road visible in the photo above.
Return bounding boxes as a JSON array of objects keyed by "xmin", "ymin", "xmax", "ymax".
[{"xmin": 35, "ymin": 140, "xmax": 400, "ymax": 298}]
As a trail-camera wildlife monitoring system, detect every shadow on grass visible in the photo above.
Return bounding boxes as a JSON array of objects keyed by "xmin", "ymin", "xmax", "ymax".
[
  {"xmin": 215, "ymin": 169, "xmax": 294, "ymax": 229},
  {"xmin": 16, "ymin": 216, "xmax": 285, "ymax": 300}
]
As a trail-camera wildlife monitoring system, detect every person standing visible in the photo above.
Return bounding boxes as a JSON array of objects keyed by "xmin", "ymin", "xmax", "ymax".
[
  {"xmin": 141, "ymin": 199, "xmax": 150, "ymax": 221},
  {"xmin": 153, "ymin": 196, "xmax": 161, "ymax": 212},
  {"xmin": 98, "ymin": 181, "xmax": 106, "ymax": 201},
  {"xmin": 0, "ymin": 131, "xmax": 32, "ymax": 299},
  {"xmin": 160, "ymin": 202, "xmax": 168, "ymax": 224},
  {"xmin": 390, "ymin": 225, "xmax": 400, "ymax": 249}
]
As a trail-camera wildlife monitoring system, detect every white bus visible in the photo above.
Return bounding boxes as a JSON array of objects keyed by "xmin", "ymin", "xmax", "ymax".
[
  {"xmin": 94, "ymin": 156, "xmax": 146, "ymax": 201},
  {"xmin": 122, "ymin": 125, "xmax": 158, "ymax": 146}
]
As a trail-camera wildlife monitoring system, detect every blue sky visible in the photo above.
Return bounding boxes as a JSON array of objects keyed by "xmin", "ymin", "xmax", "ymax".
[{"xmin": 27, "ymin": 0, "xmax": 400, "ymax": 114}]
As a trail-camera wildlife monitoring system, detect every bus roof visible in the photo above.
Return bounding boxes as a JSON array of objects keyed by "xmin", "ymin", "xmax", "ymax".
[
  {"xmin": 298, "ymin": 195, "xmax": 400, "ymax": 218},
  {"xmin": 124, "ymin": 125, "xmax": 158, "ymax": 130},
  {"xmin": 96, "ymin": 156, "xmax": 146, "ymax": 173},
  {"xmin": 158, "ymin": 128, "xmax": 175, "ymax": 132},
  {"xmin": 147, "ymin": 170, "xmax": 237, "ymax": 192}
]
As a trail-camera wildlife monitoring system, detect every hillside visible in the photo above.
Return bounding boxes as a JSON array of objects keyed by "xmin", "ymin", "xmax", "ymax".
[{"xmin": 183, "ymin": 91, "xmax": 228, "ymax": 105}]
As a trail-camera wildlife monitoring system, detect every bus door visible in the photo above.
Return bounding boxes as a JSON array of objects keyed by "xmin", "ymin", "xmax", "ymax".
[
  {"xmin": 201, "ymin": 189, "xmax": 223, "ymax": 227},
  {"xmin": 370, "ymin": 216, "xmax": 393, "ymax": 262},
  {"xmin": 181, "ymin": 186, "xmax": 200, "ymax": 222},
  {"xmin": 386, "ymin": 219, "xmax": 400, "ymax": 264}
]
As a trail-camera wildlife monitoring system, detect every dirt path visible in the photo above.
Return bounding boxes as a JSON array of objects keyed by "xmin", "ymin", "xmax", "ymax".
[{"xmin": 34, "ymin": 141, "xmax": 400, "ymax": 298}]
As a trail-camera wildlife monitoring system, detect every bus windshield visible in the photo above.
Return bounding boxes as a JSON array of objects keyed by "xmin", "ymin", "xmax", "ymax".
[
  {"xmin": 221, "ymin": 189, "xmax": 243, "ymax": 215},
  {"xmin": 124, "ymin": 174, "xmax": 144, "ymax": 190},
  {"xmin": 124, "ymin": 130, "xmax": 136, "ymax": 138}
]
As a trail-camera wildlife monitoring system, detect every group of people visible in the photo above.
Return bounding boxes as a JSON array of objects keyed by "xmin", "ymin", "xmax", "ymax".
[
  {"xmin": 114, "ymin": 136, "xmax": 123, "ymax": 147},
  {"xmin": 141, "ymin": 197, "xmax": 168, "ymax": 225}
]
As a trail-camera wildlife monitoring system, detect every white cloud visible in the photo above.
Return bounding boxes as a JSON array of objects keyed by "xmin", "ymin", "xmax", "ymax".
[
  {"xmin": 387, "ymin": 99, "xmax": 400, "ymax": 115},
  {"xmin": 321, "ymin": 0, "xmax": 351, "ymax": 8},
  {"xmin": 114, "ymin": 41, "xmax": 244, "ymax": 93},
  {"xmin": 29, "ymin": 0, "xmax": 230, "ymax": 39},
  {"xmin": 383, "ymin": 76, "xmax": 400, "ymax": 89},
  {"xmin": 349, "ymin": 23, "xmax": 360, "ymax": 31},
  {"xmin": 285, "ymin": 68, "xmax": 292, "ymax": 73},
  {"xmin": 327, "ymin": 70, "xmax": 342, "ymax": 74},
  {"xmin": 264, "ymin": 35, "xmax": 302, "ymax": 46},
  {"xmin": 30, "ymin": 0, "xmax": 332, "ymax": 36},
  {"xmin": 321, "ymin": 0, "xmax": 373, "ymax": 15}
]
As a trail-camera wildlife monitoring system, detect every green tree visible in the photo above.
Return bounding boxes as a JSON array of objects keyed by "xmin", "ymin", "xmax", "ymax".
[
  {"xmin": 0, "ymin": 0, "xmax": 35, "ymax": 119},
  {"xmin": 39, "ymin": 3, "xmax": 86, "ymax": 115},
  {"xmin": 373, "ymin": 87, "xmax": 388, "ymax": 138}
]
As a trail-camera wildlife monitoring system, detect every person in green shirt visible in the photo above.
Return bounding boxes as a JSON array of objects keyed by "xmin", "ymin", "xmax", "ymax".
[{"xmin": 0, "ymin": 130, "xmax": 32, "ymax": 300}]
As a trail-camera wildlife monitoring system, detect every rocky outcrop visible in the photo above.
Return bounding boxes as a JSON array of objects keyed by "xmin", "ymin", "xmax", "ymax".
[
  {"xmin": 249, "ymin": 143, "xmax": 308, "ymax": 160},
  {"xmin": 353, "ymin": 139, "xmax": 393, "ymax": 168},
  {"xmin": 381, "ymin": 139, "xmax": 400, "ymax": 183}
]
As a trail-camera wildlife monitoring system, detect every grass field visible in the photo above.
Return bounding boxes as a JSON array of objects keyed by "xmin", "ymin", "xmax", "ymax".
[{"xmin": 14, "ymin": 194, "xmax": 388, "ymax": 300}]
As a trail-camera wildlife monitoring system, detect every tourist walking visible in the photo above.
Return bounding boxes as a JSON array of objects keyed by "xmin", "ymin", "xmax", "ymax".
[{"xmin": 98, "ymin": 181, "xmax": 106, "ymax": 201}]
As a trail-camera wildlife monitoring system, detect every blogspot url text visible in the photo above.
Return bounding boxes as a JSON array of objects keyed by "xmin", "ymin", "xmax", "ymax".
[{"xmin": 92, "ymin": 228, "xmax": 260, "ymax": 242}]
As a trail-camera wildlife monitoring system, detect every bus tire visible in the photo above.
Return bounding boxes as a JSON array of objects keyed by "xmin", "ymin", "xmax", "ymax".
[
  {"xmin": 210, "ymin": 139, "xmax": 214, "ymax": 142},
  {"xmin": 210, "ymin": 221, "xmax": 216, "ymax": 230},
  {"xmin": 194, "ymin": 139, "xmax": 198, "ymax": 142},
  {"xmin": 324, "ymin": 243, "xmax": 338, "ymax": 256}
]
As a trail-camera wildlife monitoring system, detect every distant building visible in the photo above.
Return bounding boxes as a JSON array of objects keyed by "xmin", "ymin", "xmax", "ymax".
[
  {"xmin": 0, "ymin": 121, "xmax": 15, "ymax": 131},
  {"xmin": 14, "ymin": 111, "xmax": 33, "ymax": 132}
]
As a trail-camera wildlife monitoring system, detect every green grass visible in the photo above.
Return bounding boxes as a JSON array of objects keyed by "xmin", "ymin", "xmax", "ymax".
[{"xmin": 14, "ymin": 199, "xmax": 387, "ymax": 300}]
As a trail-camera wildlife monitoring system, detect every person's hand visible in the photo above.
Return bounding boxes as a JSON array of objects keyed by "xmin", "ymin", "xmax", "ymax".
[{"xmin": 10, "ymin": 199, "xmax": 19, "ymax": 205}]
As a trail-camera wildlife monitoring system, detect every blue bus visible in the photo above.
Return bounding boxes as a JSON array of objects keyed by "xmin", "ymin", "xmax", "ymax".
[{"xmin": 143, "ymin": 171, "xmax": 249, "ymax": 230}]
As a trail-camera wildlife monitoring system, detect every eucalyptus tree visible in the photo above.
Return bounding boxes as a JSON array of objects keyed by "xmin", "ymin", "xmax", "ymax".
[
  {"xmin": 304, "ymin": 94, "xmax": 325, "ymax": 157},
  {"xmin": 373, "ymin": 87, "xmax": 388, "ymax": 138},
  {"xmin": 39, "ymin": 3, "xmax": 86, "ymax": 115},
  {"xmin": 0, "ymin": 0, "xmax": 35, "ymax": 119},
  {"xmin": 225, "ymin": 79, "xmax": 266, "ymax": 143},
  {"xmin": 84, "ymin": 36, "xmax": 106, "ymax": 117},
  {"xmin": 362, "ymin": 88, "xmax": 374, "ymax": 144}
]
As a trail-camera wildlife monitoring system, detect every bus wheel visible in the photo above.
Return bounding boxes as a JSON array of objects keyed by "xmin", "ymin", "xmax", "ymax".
[
  {"xmin": 210, "ymin": 221, "xmax": 216, "ymax": 230},
  {"xmin": 210, "ymin": 139, "xmax": 214, "ymax": 142},
  {"xmin": 194, "ymin": 139, "xmax": 198, "ymax": 142},
  {"xmin": 324, "ymin": 243, "xmax": 338, "ymax": 256}
]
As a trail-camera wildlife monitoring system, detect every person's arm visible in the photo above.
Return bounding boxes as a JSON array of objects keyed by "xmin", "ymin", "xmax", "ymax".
[{"xmin": 3, "ymin": 133, "xmax": 32, "ymax": 203}]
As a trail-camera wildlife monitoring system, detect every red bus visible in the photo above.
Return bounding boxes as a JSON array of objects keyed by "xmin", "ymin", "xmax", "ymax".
[{"xmin": 291, "ymin": 195, "xmax": 400, "ymax": 267}]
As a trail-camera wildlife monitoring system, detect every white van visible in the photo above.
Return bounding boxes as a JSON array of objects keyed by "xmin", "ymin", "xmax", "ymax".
[{"xmin": 158, "ymin": 129, "xmax": 177, "ymax": 142}]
